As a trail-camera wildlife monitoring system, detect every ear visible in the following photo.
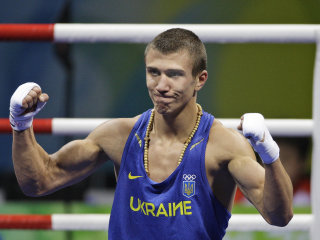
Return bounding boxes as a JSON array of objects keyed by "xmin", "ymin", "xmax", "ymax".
[{"xmin": 195, "ymin": 70, "xmax": 208, "ymax": 91}]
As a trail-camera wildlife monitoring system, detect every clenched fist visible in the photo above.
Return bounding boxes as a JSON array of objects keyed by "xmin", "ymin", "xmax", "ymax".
[
  {"xmin": 10, "ymin": 82, "xmax": 49, "ymax": 131},
  {"xmin": 238, "ymin": 113, "xmax": 279, "ymax": 164}
]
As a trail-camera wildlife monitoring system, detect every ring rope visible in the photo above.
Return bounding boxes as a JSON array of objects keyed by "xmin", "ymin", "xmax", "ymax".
[
  {"xmin": 0, "ymin": 214, "xmax": 310, "ymax": 231},
  {"xmin": 0, "ymin": 118, "xmax": 313, "ymax": 136},
  {"xmin": 0, "ymin": 24, "xmax": 320, "ymax": 43}
]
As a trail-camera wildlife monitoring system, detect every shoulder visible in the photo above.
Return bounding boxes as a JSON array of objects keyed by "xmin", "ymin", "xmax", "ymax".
[
  {"xmin": 88, "ymin": 115, "xmax": 140, "ymax": 145},
  {"xmin": 207, "ymin": 119, "xmax": 255, "ymax": 163},
  {"xmin": 86, "ymin": 115, "xmax": 141, "ymax": 163}
]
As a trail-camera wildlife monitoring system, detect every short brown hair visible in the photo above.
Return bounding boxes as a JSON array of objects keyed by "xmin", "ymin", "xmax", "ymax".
[{"xmin": 145, "ymin": 28, "xmax": 207, "ymax": 77}]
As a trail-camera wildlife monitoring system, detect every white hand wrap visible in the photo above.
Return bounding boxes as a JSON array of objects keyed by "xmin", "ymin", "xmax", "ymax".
[
  {"xmin": 242, "ymin": 113, "xmax": 279, "ymax": 164},
  {"xmin": 9, "ymin": 82, "xmax": 46, "ymax": 131}
]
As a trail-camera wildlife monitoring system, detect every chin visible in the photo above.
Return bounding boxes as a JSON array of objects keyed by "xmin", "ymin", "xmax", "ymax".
[
  {"xmin": 154, "ymin": 102, "xmax": 172, "ymax": 115},
  {"xmin": 155, "ymin": 105, "xmax": 169, "ymax": 115}
]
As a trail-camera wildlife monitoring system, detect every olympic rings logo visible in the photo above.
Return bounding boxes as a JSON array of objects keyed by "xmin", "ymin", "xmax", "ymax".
[{"xmin": 183, "ymin": 174, "xmax": 196, "ymax": 181}]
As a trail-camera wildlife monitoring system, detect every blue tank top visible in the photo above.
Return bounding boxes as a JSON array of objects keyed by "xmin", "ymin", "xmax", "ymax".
[{"xmin": 108, "ymin": 109, "xmax": 231, "ymax": 240}]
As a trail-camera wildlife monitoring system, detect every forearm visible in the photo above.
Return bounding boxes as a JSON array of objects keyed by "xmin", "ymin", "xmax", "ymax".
[
  {"xmin": 13, "ymin": 128, "xmax": 107, "ymax": 196},
  {"xmin": 10, "ymin": 83, "xmax": 108, "ymax": 197},
  {"xmin": 12, "ymin": 127, "xmax": 50, "ymax": 196},
  {"xmin": 239, "ymin": 113, "xmax": 293, "ymax": 226},
  {"xmin": 262, "ymin": 159, "xmax": 293, "ymax": 226}
]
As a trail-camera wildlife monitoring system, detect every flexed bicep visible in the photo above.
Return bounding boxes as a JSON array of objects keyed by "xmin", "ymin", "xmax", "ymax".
[
  {"xmin": 13, "ymin": 130, "xmax": 107, "ymax": 197},
  {"xmin": 46, "ymin": 138, "xmax": 108, "ymax": 194}
]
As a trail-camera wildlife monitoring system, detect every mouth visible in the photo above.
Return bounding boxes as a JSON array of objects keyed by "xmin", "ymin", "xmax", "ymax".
[{"xmin": 153, "ymin": 94, "xmax": 174, "ymax": 104}]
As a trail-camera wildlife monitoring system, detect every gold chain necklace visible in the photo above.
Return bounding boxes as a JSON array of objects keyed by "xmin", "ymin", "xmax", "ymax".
[{"xmin": 144, "ymin": 104, "xmax": 203, "ymax": 176}]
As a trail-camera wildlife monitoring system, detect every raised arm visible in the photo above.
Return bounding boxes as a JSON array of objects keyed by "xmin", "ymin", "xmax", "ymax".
[
  {"xmin": 13, "ymin": 128, "xmax": 107, "ymax": 196},
  {"xmin": 10, "ymin": 82, "xmax": 110, "ymax": 196},
  {"xmin": 228, "ymin": 113, "xmax": 293, "ymax": 226},
  {"xmin": 10, "ymin": 83, "xmax": 134, "ymax": 197}
]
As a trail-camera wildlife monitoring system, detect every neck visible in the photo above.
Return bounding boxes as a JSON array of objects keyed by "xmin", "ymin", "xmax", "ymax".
[
  {"xmin": 144, "ymin": 103, "xmax": 203, "ymax": 176},
  {"xmin": 152, "ymin": 102, "xmax": 200, "ymax": 142}
]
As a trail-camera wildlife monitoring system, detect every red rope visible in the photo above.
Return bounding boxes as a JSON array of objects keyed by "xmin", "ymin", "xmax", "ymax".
[
  {"xmin": 0, "ymin": 215, "xmax": 52, "ymax": 229},
  {"xmin": 0, "ymin": 24, "xmax": 54, "ymax": 41},
  {"xmin": 33, "ymin": 119, "xmax": 52, "ymax": 133},
  {"xmin": 0, "ymin": 119, "xmax": 11, "ymax": 133},
  {"xmin": 0, "ymin": 118, "xmax": 52, "ymax": 133}
]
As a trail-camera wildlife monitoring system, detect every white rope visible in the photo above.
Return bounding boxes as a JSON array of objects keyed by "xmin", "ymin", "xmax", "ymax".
[
  {"xmin": 52, "ymin": 118, "xmax": 109, "ymax": 135},
  {"xmin": 52, "ymin": 214, "xmax": 109, "ymax": 231},
  {"xmin": 219, "ymin": 118, "xmax": 312, "ymax": 137},
  {"xmin": 49, "ymin": 214, "xmax": 311, "ymax": 231},
  {"xmin": 51, "ymin": 118, "xmax": 312, "ymax": 136},
  {"xmin": 54, "ymin": 24, "xmax": 320, "ymax": 43},
  {"xmin": 229, "ymin": 214, "xmax": 312, "ymax": 232}
]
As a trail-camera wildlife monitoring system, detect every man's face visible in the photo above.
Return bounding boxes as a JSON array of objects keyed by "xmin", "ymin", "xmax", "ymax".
[{"xmin": 145, "ymin": 48, "xmax": 198, "ymax": 115}]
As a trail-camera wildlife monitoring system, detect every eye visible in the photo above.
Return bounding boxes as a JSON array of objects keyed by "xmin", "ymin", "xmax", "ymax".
[
  {"xmin": 147, "ymin": 67, "xmax": 160, "ymax": 76},
  {"xmin": 166, "ymin": 70, "xmax": 184, "ymax": 78}
]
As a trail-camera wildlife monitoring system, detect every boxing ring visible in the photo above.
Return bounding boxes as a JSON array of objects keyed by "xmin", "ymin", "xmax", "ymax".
[{"xmin": 0, "ymin": 24, "xmax": 319, "ymax": 238}]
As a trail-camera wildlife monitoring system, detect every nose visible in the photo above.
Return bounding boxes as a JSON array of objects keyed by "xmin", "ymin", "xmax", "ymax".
[{"xmin": 155, "ymin": 74, "xmax": 170, "ymax": 93}]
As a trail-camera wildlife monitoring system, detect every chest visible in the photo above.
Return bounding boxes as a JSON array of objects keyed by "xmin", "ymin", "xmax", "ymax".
[{"xmin": 147, "ymin": 138, "xmax": 186, "ymax": 182}]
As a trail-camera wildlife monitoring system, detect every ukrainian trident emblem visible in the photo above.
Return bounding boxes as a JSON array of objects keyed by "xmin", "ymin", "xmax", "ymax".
[{"xmin": 183, "ymin": 174, "xmax": 196, "ymax": 198}]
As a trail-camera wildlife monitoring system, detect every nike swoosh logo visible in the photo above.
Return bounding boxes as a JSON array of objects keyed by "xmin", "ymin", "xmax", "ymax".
[
  {"xmin": 190, "ymin": 138, "xmax": 204, "ymax": 151},
  {"xmin": 128, "ymin": 172, "xmax": 143, "ymax": 180},
  {"xmin": 135, "ymin": 133, "xmax": 142, "ymax": 148}
]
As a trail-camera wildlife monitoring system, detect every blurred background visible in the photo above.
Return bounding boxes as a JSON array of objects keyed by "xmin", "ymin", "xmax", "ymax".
[{"xmin": 0, "ymin": 0, "xmax": 318, "ymax": 239}]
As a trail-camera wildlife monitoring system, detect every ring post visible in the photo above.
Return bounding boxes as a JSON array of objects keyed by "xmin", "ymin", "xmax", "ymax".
[{"xmin": 311, "ymin": 29, "xmax": 320, "ymax": 240}]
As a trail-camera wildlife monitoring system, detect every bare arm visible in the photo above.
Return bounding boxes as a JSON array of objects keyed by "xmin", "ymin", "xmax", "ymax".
[
  {"xmin": 263, "ymin": 159, "xmax": 293, "ymax": 225},
  {"xmin": 228, "ymin": 115, "xmax": 293, "ymax": 226},
  {"xmin": 13, "ymin": 127, "xmax": 107, "ymax": 196},
  {"xmin": 228, "ymin": 149, "xmax": 293, "ymax": 226},
  {"xmin": 10, "ymin": 83, "xmax": 134, "ymax": 197}
]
